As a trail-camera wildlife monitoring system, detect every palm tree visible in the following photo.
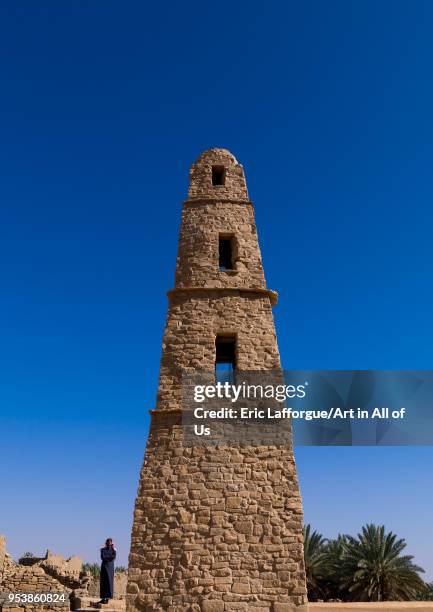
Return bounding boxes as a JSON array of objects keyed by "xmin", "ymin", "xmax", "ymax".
[
  {"xmin": 340, "ymin": 524, "xmax": 425, "ymax": 601},
  {"xmin": 303, "ymin": 524, "xmax": 328, "ymax": 601},
  {"xmin": 321, "ymin": 535, "xmax": 350, "ymax": 601}
]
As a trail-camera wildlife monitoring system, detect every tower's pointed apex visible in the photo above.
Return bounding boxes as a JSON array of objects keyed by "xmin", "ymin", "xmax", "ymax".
[
  {"xmin": 188, "ymin": 147, "xmax": 248, "ymax": 201},
  {"xmin": 195, "ymin": 147, "xmax": 239, "ymax": 163}
]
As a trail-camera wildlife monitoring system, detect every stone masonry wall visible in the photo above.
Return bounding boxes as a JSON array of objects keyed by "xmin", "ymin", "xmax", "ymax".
[
  {"xmin": 188, "ymin": 149, "xmax": 248, "ymax": 202},
  {"xmin": 39, "ymin": 552, "xmax": 82, "ymax": 587},
  {"xmin": 129, "ymin": 416, "xmax": 305, "ymax": 611},
  {"xmin": 0, "ymin": 555, "xmax": 69, "ymax": 612},
  {"xmin": 174, "ymin": 201, "xmax": 266, "ymax": 290},
  {"xmin": 157, "ymin": 293, "xmax": 280, "ymax": 412},
  {"xmin": 127, "ymin": 148, "xmax": 308, "ymax": 612},
  {"xmin": 0, "ymin": 537, "xmax": 83, "ymax": 612},
  {"xmin": 0, "ymin": 536, "xmax": 6, "ymax": 585}
]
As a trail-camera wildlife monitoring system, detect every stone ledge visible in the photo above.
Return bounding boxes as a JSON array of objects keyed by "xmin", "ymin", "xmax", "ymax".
[
  {"xmin": 183, "ymin": 198, "xmax": 253, "ymax": 207},
  {"xmin": 149, "ymin": 408, "xmax": 182, "ymax": 416},
  {"xmin": 167, "ymin": 286, "xmax": 278, "ymax": 306}
]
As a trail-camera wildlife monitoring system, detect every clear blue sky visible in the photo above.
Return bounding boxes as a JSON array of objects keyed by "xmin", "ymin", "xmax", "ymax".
[{"xmin": 1, "ymin": 1, "xmax": 432, "ymax": 578}]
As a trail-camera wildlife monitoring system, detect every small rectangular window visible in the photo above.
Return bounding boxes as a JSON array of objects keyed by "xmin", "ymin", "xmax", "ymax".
[
  {"xmin": 219, "ymin": 235, "xmax": 234, "ymax": 271},
  {"xmin": 215, "ymin": 335, "xmax": 236, "ymax": 383},
  {"xmin": 212, "ymin": 165, "xmax": 225, "ymax": 186}
]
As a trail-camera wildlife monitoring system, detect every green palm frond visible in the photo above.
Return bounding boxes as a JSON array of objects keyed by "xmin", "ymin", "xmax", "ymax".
[{"xmin": 339, "ymin": 524, "xmax": 425, "ymax": 601}]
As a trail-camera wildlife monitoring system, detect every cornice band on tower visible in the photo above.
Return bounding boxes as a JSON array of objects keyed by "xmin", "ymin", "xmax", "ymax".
[
  {"xmin": 183, "ymin": 198, "xmax": 253, "ymax": 207},
  {"xmin": 167, "ymin": 286, "xmax": 278, "ymax": 306}
]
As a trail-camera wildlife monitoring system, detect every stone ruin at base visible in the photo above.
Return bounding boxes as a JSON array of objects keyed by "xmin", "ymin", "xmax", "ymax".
[
  {"xmin": 127, "ymin": 149, "xmax": 308, "ymax": 612},
  {"xmin": 0, "ymin": 535, "xmax": 126, "ymax": 612}
]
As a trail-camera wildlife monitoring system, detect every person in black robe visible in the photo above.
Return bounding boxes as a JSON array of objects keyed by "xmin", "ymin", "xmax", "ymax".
[{"xmin": 99, "ymin": 538, "xmax": 116, "ymax": 603}]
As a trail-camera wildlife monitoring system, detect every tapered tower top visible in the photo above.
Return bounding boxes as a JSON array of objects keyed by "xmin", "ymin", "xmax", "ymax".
[
  {"xmin": 174, "ymin": 147, "xmax": 277, "ymax": 300},
  {"xmin": 188, "ymin": 147, "xmax": 249, "ymax": 201}
]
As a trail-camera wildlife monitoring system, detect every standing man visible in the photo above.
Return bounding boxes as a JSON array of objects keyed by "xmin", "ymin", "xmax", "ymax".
[{"xmin": 99, "ymin": 538, "xmax": 116, "ymax": 604}]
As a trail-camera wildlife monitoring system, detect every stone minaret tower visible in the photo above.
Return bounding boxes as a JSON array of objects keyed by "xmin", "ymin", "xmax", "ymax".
[{"xmin": 127, "ymin": 149, "xmax": 308, "ymax": 612}]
